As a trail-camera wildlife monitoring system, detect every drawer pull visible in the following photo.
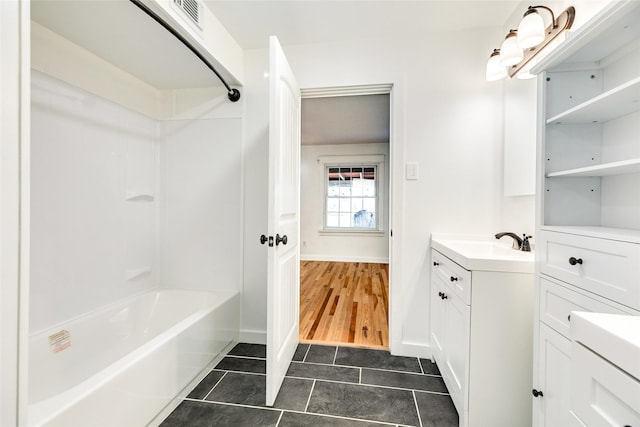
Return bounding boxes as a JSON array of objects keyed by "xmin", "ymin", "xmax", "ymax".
[
  {"xmin": 450, "ymin": 276, "xmax": 458, "ymax": 282},
  {"xmin": 569, "ymin": 257, "xmax": 583, "ymax": 266},
  {"xmin": 531, "ymin": 389, "xmax": 544, "ymax": 398},
  {"xmin": 433, "ymin": 261, "xmax": 439, "ymax": 266}
]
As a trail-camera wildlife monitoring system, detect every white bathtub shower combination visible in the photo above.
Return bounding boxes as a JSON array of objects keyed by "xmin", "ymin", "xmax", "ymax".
[
  {"xmin": 28, "ymin": 2, "xmax": 243, "ymax": 426},
  {"xmin": 28, "ymin": 290, "xmax": 239, "ymax": 427}
]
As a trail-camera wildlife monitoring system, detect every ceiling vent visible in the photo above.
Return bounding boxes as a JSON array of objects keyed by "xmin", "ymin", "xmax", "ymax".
[{"xmin": 173, "ymin": 0, "xmax": 201, "ymax": 28}]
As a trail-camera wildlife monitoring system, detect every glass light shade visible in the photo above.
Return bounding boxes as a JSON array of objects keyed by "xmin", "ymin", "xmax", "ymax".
[
  {"xmin": 486, "ymin": 52, "xmax": 506, "ymax": 81},
  {"xmin": 517, "ymin": 10, "xmax": 545, "ymax": 48},
  {"xmin": 499, "ymin": 33, "xmax": 524, "ymax": 67}
]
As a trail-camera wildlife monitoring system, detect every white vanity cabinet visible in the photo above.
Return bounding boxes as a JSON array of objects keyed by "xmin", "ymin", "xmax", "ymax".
[
  {"xmin": 430, "ymin": 244, "xmax": 534, "ymax": 427},
  {"xmin": 532, "ymin": 2, "xmax": 640, "ymax": 426}
]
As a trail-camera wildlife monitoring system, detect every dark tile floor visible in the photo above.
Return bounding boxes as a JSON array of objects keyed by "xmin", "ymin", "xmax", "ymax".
[{"xmin": 161, "ymin": 343, "xmax": 458, "ymax": 427}]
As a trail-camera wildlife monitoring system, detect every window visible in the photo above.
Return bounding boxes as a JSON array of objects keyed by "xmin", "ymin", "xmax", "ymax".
[{"xmin": 325, "ymin": 165, "xmax": 378, "ymax": 230}]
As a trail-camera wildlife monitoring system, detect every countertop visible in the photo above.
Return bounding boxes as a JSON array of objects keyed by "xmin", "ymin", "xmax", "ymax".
[
  {"xmin": 431, "ymin": 235, "xmax": 534, "ymax": 273},
  {"xmin": 571, "ymin": 311, "xmax": 640, "ymax": 381}
]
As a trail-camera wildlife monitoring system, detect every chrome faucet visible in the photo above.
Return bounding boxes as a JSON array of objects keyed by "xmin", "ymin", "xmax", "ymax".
[{"xmin": 495, "ymin": 232, "xmax": 532, "ymax": 251}]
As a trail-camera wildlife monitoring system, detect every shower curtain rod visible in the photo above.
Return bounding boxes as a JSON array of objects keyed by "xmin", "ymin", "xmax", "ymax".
[{"xmin": 129, "ymin": 0, "xmax": 241, "ymax": 102}]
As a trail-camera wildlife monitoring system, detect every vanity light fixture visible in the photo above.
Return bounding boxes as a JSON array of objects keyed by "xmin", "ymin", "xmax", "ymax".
[
  {"xmin": 486, "ymin": 49, "xmax": 507, "ymax": 81},
  {"xmin": 486, "ymin": 5, "xmax": 575, "ymax": 81}
]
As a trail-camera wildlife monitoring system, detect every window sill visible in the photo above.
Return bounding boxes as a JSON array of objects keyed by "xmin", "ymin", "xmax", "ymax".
[{"xmin": 318, "ymin": 229, "xmax": 386, "ymax": 237}]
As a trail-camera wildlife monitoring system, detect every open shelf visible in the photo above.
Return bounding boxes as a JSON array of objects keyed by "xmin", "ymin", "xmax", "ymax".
[
  {"xmin": 541, "ymin": 225, "xmax": 640, "ymax": 244},
  {"xmin": 547, "ymin": 158, "xmax": 640, "ymax": 178},
  {"xmin": 546, "ymin": 76, "xmax": 640, "ymax": 124}
]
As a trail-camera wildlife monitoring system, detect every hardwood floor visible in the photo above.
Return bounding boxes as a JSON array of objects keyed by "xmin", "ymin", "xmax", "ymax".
[{"xmin": 300, "ymin": 261, "xmax": 389, "ymax": 349}]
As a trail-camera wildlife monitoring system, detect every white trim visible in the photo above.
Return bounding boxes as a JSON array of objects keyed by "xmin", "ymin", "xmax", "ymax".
[
  {"xmin": 299, "ymin": 81, "xmax": 403, "ymax": 360},
  {"xmin": 301, "ymin": 84, "xmax": 393, "ymax": 98},
  {"xmin": 319, "ymin": 155, "xmax": 386, "ymax": 233},
  {"xmin": 395, "ymin": 341, "xmax": 431, "ymax": 359},
  {"xmin": 300, "ymin": 255, "xmax": 389, "ymax": 264}
]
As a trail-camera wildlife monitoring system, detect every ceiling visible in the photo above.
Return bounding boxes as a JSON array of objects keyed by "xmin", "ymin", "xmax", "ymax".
[
  {"xmin": 204, "ymin": 1, "xmax": 520, "ymax": 50},
  {"xmin": 302, "ymin": 94, "xmax": 390, "ymax": 146}
]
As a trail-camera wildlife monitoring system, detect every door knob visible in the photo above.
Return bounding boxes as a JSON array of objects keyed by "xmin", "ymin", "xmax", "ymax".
[{"xmin": 275, "ymin": 234, "xmax": 288, "ymax": 246}]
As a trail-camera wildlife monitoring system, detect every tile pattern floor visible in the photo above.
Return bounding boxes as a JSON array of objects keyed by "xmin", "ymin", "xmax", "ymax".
[{"xmin": 161, "ymin": 343, "xmax": 458, "ymax": 427}]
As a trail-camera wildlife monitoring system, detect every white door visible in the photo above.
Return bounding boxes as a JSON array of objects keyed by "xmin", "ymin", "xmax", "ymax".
[{"xmin": 266, "ymin": 35, "xmax": 301, "ymax": 406}]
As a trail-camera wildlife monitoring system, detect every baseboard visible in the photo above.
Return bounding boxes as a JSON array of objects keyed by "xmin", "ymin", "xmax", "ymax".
[
  {"xmin": 239, "ymin": 329, "xmax": 266, "ymax": 345},
  {"xmin": 300, "ymin": 254, "xmax": 389, "ymax": 264},
  {"xmin": 395, "ymin": 341, "xmax": 431, "ymax": 359}
]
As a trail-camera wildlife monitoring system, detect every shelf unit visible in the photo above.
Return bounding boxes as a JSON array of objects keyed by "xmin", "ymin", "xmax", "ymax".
[
  {"xmin": 531, "ymin": 2, "xmax": 640, "ymax": 426},
  {"xmin": 546, "ymin": 76, "xmax": 640, "ymax": 125},
  {"xmin": 534, "ymin": 0, "xmax": 640, "ymax": 234},
  {"xmin": 546, "ymin": 158, "xmax": 640, "ymax": 177}
]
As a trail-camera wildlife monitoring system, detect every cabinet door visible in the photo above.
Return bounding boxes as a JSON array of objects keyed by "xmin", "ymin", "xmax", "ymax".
[
  {"xmin": 536, "ymin": 323, "xmax": 573, "ymax": 427},
  {"xmin": 430, "ymin": 273, "xmax": 447, "ymax": 364},
  {"xmin": 442, "ymin": 292, "xmax": 470, "ymax": 415},
  {"xmin": 572, "ymin": 342, "xmax": 640, "ymax": 427}
]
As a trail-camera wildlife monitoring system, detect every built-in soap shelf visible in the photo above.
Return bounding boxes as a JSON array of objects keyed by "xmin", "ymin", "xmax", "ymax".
[
  {"xmin": 546, "ymin": 76, "xmax": 640, "ymax": 125},
  {"xmin": 125, "ymin": 267, "xmax": 152, "ymax": 281},
  {"xmin": 125, "ymin": 191, "xmax": 155, "ymax": 202},
  {"xmin": 546, "ymin": 158, "xmax": 640, "ymax": 178}
]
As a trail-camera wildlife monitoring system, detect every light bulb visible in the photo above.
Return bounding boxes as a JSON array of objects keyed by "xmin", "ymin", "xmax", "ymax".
[
  {"xmin": 518, "ymin": 9, "xmax": 545, "ymax": 48},
  {"xmin": 499, "ymin": 31, "xmax": 524, "ymax": 67},
  {"xmin": 486, "ymin": 50, "xmax": 506, "ymax": 81}
]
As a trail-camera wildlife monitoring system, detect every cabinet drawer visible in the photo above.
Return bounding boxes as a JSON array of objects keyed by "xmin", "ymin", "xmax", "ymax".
[
  {"xmin": 432, "ymin": 250, "xmax": 471, "ymax": 305},
  {"xmin": 571, "ymin": 342, "xmax": 640, "ymax": 427},
  {"xmin": 538, "ymin": 231, "xmax": 640, "ymax": 310},
  {"xmin": 539, "ymin": 277, "xmax": 628, "ymax": 339}
]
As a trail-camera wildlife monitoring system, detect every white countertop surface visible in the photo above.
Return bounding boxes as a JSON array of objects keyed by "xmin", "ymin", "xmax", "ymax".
[
  {"xmin": 431, "ymin": 235, "xmax": 534, "ymax": 273},
  {"xmin": 571, "ymin": 311, "xmax": 640, "ymax": 381}
]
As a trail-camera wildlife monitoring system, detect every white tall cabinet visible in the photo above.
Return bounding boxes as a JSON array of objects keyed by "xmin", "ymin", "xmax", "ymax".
[{"xmin": 531, "ymin": 2, "xmax": 640, "ymax": 426}]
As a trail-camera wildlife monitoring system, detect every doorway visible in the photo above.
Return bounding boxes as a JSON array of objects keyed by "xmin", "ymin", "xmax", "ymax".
[{"xmin": 298, "ymin": 87, "xmax": 392, "ymax": 349}]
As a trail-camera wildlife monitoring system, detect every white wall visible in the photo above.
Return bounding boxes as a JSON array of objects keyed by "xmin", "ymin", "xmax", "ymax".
[
  {"xmin": 1, "ymin": 2, "xmax": 28, "ymax": 424},
  {"xmin": 242, "ymin": 28, "xmax": 521, "ymax": 352},
  {"xmin": 30, "ymin": 71, "xmax": 159, "ymax": 332},
  {"xmin": 160, "ymin": 92, "xmax": 243, "ymax": 292},
  {"xmin": 300, "ymin": 143, "xmax": 390, "ymax": 263}
]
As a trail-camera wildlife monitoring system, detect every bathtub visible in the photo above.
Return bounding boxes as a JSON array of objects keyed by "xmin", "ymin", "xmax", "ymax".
[{"xmin": 28, "ymin": 289, "xmax": 240, "ymax": 427}]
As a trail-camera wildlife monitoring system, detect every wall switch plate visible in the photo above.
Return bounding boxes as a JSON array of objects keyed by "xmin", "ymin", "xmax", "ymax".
[{"xmin": 405, "ymin": 162, "xmax": 418, "ymax": 180}]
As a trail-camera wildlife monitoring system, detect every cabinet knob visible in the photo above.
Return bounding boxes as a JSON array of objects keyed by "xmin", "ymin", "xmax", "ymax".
[
  {"xmin": 450, "ymin": 276, "xmax": 458, "ymax": 282},
  {"xmin": 532, "ymin": 389, "xmax": 544, "ymax": 398},
  {"xmin": 438, "ymin": 291, "xmax": 443, "ymax": 297},
  {"xmin": 439, "ymin": 292, "xmax": 448, "ymax": 300},
  {"xmin": 569, "ymin": 257, "xmax": 583, "ymax": 266},
  {"xmin": 568, "ymin": 314, "xmax": 571, "ymax": 322},
  {"xmin": 433, "ymin": 261, "xmax": 439, "ymax": 266}
]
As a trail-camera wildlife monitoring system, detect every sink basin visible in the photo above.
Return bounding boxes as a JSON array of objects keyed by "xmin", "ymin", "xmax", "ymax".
[
  {"xmin": 571, "ymin": 312, "xmax": 640, "ymax": 381},
  {"xmin": 431, "ymin": 236, "xmax": 534, "ymax": 273}
]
